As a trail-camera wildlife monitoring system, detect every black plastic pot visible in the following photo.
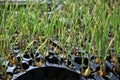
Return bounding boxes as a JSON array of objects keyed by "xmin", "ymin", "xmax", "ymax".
[
  {"xmin": 45, "ymin": 50, "xmax": 62, "ymax": 65},
  {"xmin": 74, "ymin": 56, "xmax": 82, "ymax": 65},
  {"xmin": 7, "ymin": 66, "xmax": 16, "ymax": 76},
  {"xmin": 108, "ymin": 72, "xmax": 119, "ymax": 80},
  {"xmin": 23, "ymin": 53, "xmax": 30, "ymax": 58},
  {"xmin": 22, "ymin": 60, "xmax": 29, "ymax": 70},
  {"xmin": 48, "ymin": 50, "xmax": 57, "ymax": 55},
  {"xmin": 105, "ymin": 61, "xmax": 114, "ymax": 72},
  {"xmin": 22, "ymin": 57, "xmax": 33, "ymax": 65},
  {"xmin": 90, "ymin": 61, "xmax": 100, "ymax": 72},
  {"xmin": 13, "ymin": 66, "xmax": 80, "ymax": 80},
  {"xmin": 45, "ymin": 55, "xmax": 60, "ymax": 64},
  {"xmin": 23, "ymin": 53, "xmax": 33, "ymax": 65},
  {"xmin": 50, "ymin": 40, "xmax": 63, "ymax": 51}
]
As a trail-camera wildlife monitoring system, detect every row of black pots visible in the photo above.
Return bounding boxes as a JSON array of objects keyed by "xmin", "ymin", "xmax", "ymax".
[{"xmin": 5, "ymin": 48, "xmax": 120, "ymax": 80}]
